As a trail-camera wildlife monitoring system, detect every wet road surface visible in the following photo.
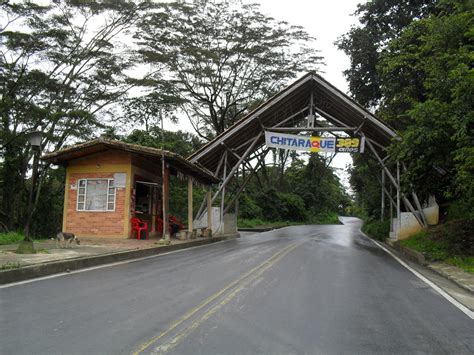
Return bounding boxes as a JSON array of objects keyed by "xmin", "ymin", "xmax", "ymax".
[{"xmin": 1, "ymin": 217, "xmax": 473, "ymax": 354}]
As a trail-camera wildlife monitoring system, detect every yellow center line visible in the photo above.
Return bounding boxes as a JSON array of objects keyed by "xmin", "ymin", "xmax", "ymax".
[
  {"xmin": 151, "ymin": 241, "xmax": 304, "ymax": 355},
  {"xmin": 133, "ymin": 241, "xmax": 304, "ymax": 355}
]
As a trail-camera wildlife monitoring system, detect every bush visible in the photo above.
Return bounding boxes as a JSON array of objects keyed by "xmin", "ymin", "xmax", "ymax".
[
  {"xmin": 238, "ymin": 194, "xmax": 263, "ymax": 219},
  {"xmin": 362, "ymin": 218, "xmax": 391, "ymax": 241},
  {"xmin": 0, "ymin": 231, "xmax": 24, "ymax": 245},
  {"xmin": 253, "ymin": 188, "xmax": 285, "ymax": 221},
  {"xmin": 400, "ymin": 226, "xmax": 474, "ymax": 274},
  {"xmin": 237, "ymin": 218, "xmax": 287, "ymax": 228},
  {"xmin": 400, "ymin": 230, "xmax": 450, "ymax": 260},
  {"xmin": 428, "ymin": 219, "xmax": 474, "ymax": 256},
  {"xmin": 309, "ymin": 212, "xmax": 341, "ymax": 224},
  {"xmin": 276, "ymin": 192, "xmax": 306, "ymax": 221}
]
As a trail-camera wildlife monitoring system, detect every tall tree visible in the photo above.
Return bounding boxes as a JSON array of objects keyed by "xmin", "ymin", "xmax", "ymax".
[
  {"xmin": 379, "ymin": 0, "xmax": 473, "ymax": 210},
  {"xmin": 336, "ymin": 0, "xmax": 436, "ymax": 107},
  {"xmin": 0, "ymin": 1, "xmax": 146, "ymax": 232},
  {"xmin": 121, "ymin": 90, "xmax": 182, "ymax": 133},
  {"xmin": 340, "ymin": 0, "xmax": 473, "ymax": 219},
  {"xmin": 136, "ymin": 0, "xmax": 323, "ymax": 140}
]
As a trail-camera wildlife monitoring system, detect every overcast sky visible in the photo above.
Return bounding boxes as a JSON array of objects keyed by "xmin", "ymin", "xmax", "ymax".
[
  {"xmin": 254, "ymin": 0, "xmax": 361, "ymax": 92},
  {"xmin": 251, "ymin": 0, "xmax": 362, "ymax": 188},
  {"xmin": 170, "ymin": 0, "xmax": 363, "ymax": 189}
]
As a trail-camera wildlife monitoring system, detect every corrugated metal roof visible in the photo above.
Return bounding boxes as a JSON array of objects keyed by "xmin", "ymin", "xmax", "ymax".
[{"xmin": 189, "ymin": 72, "xmax": 397, "ymax": 172}]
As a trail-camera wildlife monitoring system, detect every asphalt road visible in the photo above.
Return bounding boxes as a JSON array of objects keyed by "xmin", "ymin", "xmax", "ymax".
[{"xmin": 1, "ymin": 217, "xmax": 473, "ymax": 355}]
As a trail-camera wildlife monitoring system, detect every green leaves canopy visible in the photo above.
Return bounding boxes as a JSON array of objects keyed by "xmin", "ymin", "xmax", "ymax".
[{"xmin": 136, "ymin": 0, "xmax": 323, "ymax": 140}]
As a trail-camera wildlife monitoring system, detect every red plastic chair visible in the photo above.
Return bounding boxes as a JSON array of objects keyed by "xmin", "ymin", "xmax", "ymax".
[{"xmin": 131, "ymin": 217, "xmax": 149, "ymax": 240}]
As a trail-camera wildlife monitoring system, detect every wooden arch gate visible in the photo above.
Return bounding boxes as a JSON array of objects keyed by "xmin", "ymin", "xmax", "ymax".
[{"xmin": 188, "ymin": 72, "xmax": 430, "ymax": 239}]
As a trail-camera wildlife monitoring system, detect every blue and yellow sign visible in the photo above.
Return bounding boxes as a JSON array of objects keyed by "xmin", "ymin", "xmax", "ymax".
[{"xmin": 264, "ymin": 131, "xmax": 364, "ymax": 153}]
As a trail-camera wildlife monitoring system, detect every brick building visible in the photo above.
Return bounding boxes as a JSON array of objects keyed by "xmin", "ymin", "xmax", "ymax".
[{"xmin": 42, "ymin": 139, "xmax": 218, "ymax": 239}]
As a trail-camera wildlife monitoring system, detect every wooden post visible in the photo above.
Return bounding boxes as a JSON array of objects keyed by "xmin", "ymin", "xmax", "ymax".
[
  {"xmin": 207, "ymin": 186, "xmax": 212, "ymax": 233},
  {"xmin": 151, "ymin": 187, "xmax": 157, "ymax": 235},
  {"xmin": 163, "ymin": 164, "xmax": 170, "ymax": 241},
  {"xmin": 188, "ymin": 177, "xmax": 193, "ymax": 232}
]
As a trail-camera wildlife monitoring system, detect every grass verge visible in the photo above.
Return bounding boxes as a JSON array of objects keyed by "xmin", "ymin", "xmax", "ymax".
[
  {"xmin": 361, "ymin": 218, "xmax": 391, "ymax": 241},
  {"xmin": 0, "ymin": 232, "xmax": 24, "ymax": 245},
  {"xmin": 400, "ymin": 226, "xmax": 474, "ymax": 274},
  {"xmin": 238, "ymin": 219, "xmax": 290, "ymax": 229},
  {"xmin": 0, "ymin": 262, "xmax": 22, "ymax": 270},
  {"xmin": 238, "ymin": 212, "xmax": 341, "ymax": 229}
]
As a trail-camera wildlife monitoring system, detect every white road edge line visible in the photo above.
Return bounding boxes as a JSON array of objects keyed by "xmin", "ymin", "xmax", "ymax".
[
  {"xmin": 362, "ymin": 231, "xmax": 474, "ymax": 320},
  {"xmin": 0, "ymin": 240, "xmax": 228, "ymax": 289}
]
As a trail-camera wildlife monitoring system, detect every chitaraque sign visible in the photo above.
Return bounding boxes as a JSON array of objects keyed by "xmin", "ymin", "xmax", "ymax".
[{"xmin": 264, "ymin": 131, "xmax": 365, "ymax": 153}]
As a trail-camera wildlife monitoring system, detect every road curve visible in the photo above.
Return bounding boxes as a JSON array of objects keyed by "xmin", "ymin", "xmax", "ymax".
[{"xmin": 1, "ymin": 217, "xmax": 473, "ymax": 354}]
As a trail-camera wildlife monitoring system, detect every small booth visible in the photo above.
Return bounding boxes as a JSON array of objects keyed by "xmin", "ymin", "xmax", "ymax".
[{"xmin": 42, "ymin": 138, "xmax": 219, "ymax": 239}]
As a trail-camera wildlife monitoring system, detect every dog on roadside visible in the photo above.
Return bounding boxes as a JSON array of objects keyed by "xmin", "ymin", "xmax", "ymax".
[{"xmin": 55, "ymin": 232, "xmax": 80, "ymax": 248}]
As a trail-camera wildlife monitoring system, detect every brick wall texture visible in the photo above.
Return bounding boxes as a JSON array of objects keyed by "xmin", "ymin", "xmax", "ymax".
[{"xmin": 64, "ymin": 150, "xmax": 130, "ymax": 237}]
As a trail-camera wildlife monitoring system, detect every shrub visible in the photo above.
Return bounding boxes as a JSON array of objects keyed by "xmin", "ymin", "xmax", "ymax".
[
  {"xmin": 254, "ymin": 188, "xmax": 285, "ymax": 221},
  {"xmin": 0, "ymin": 231, "xmax": 24, "ymax": 245},
  {"xmin": 429, "ymin": 219, "xmax": 474, "ymax": 256},
  {"xmin": 238, "ymin": 194, "xmax": 263, "ymax": 219},
  {"xmin": 276, "ymin": 192, "xmax": 306, "ymax": 221},
  {"xmin": 309, "ymin": 212, "xmax": 341, "ymax": 224},
  {"xmin": 362, "ymin": 218, "xmax": 391, "ymax": 241},
  {"xmin": 238, "ymin": 218, "xmax": 267, "ymax": 228},
  {"xmin": 400, "ymin": 230, "xmax": 450, "ymax": 260}
]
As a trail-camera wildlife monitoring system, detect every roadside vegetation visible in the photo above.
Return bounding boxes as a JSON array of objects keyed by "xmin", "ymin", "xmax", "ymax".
[
  {"xmin": 0, "ymin": 262, "xmax": 22, "ymax": 270},
  {"xmin": 1, "ymin": 0, "xmax": 471, "ymax": 244},
  {"xmin": 361, "ymin": 219, "xmax": 391, "ymax": 242},
  {"xmin": 0, "ymin": 232, "xmax": 25, "ymax": 246},
  {"xmin": 239, "ymin": 212, "xmax": 341, "ymax": 229},
  {"xmin": 400, "ymin": 219, "xmax": 474, "ymax": 274},
  {"xmin": 0, "ymin": 0, "xmax": 325, "ymax": 240},
  {"xmin": 340, "ymin": 1, "xmax": 473, "ymax": 257}
]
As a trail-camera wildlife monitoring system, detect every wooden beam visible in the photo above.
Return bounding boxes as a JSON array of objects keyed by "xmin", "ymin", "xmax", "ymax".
[
  {"xmin": 265, "ymin": 127, "xmax": 357, "ymax": 132},
  {"xmin": 365, "ymin": 137, "xmax": 425, "ymax": 228},
  {"xmin": 207, "ymin": 187, "xmax": 212, "ymax": 231},
  {"xmin": 188, "ymin": 177, "xmax": 193, "ymax": 232},
  {"xmin": 223, "ymin": 149, "xmax": 269, "ymax": 214},
  {"xmin": 163, "ymin": 164, "xmax": 170, "ymax": 240},
  {"xmin": 212, "ymin": 133, "xmax": 262, "ymax": 204}
]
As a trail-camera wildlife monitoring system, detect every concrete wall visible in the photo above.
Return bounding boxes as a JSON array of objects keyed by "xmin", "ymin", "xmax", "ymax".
[
  {"xmin": 390, "ymin": 198, "xmax": 439, "ymax": 240},
  {"xmin": 194, "ymin": 207, "xmax": 220, "ymax": 233},
  {"xmin": 223, "ymin": 213, "xmax": 237, "ymax": 235},
  {"xmin": 193, "ymin": 208, "xmax": 238, "ymax": 236}
]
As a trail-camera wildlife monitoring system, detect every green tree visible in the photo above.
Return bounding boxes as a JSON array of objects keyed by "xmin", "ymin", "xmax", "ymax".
[
  {"xmin": 340, "ymin": 0, "xmax": 473, "ymax": 220},
  {"xmin": 336, "ymin": 0, "xmax": 436, "ymax": 107},
  {"xmin": 123, "ymin": 127, "xmax": 203, "ymax": 158},
  {"xmin": 136, "ymin": 0, "xmax": 323, "ymax": 140},
  {"xmin": 121, "ymin": 87, "xmax": 184, "ymax": 132},
  {"xmin": 238, "ymin": 153, "xmax": 349, "ymax": 223},
  {"xmin": 379, "ymin": 0, "xmax": 473, "ymax": 210},
  {"xmin": 0, "ymin": 1, "xmax": 146, "ymax": 234}
]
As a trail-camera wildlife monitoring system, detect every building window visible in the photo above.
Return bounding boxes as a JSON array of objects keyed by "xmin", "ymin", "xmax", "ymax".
[{"xmin": 77, "ymin": 179, "xmax": 115, "ymax": 211}]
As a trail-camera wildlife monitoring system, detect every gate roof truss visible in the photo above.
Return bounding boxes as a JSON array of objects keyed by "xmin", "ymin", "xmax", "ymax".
[{"xmin": 189, "ymin": 72, "xmax": 398, "ymax": 171}]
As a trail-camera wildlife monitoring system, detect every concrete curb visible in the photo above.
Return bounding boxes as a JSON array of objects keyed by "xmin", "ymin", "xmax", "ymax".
[
  {"xmin": 385, "ymin": 240, "xmax": 473, "ymax": 295},
  {"xmin": 426, "ymin": 263, "xmax": 474, "ymax": 294},
  {"xmin": 238, "ymin": 227, "xmax": 273, "ymax": 232},
  {"xmin": 0, "ymin": 236, "xmax": 235, "ymax": 285},
  {"xmin": 389, "ymin": 241, "xmax": 427, "ymax": 265}
]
